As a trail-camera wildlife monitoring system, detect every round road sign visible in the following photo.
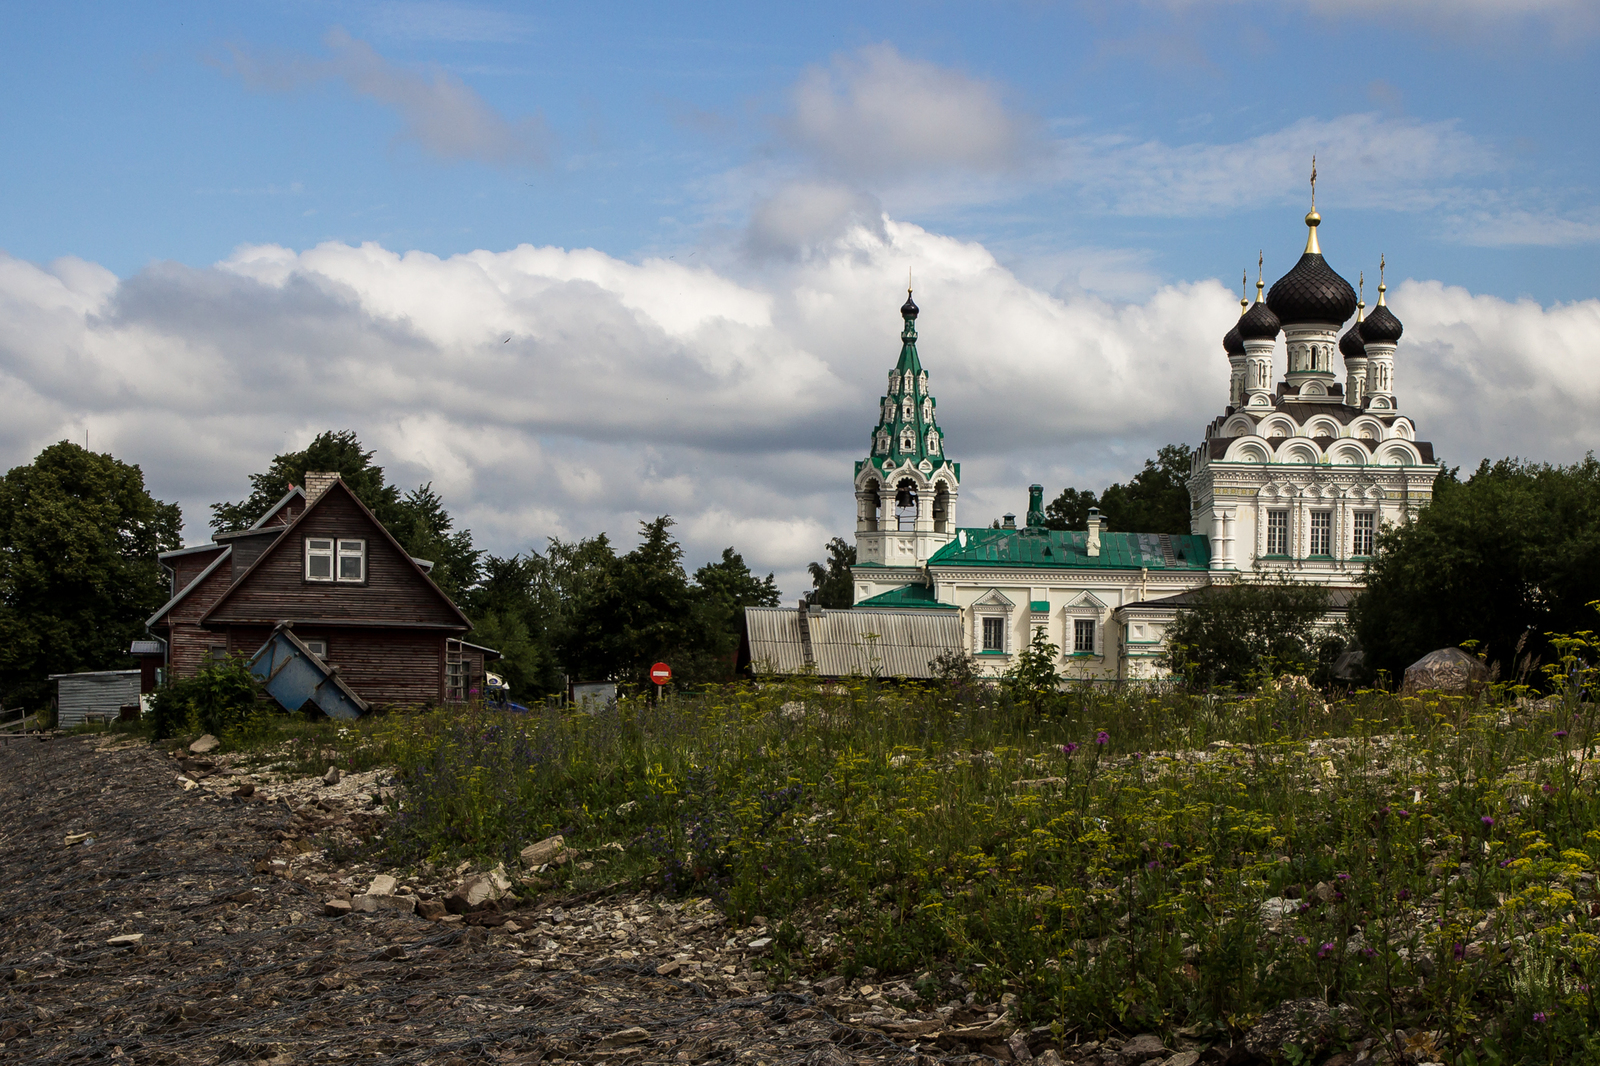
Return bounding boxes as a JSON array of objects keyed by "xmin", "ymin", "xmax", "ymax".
[{"xmin": 649, "ymin": 662, "xmax": 672, "ymax": 685}]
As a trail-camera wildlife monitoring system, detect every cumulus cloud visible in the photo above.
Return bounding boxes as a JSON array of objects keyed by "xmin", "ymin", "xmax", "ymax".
[
  {"xmin": 784, "ymin": 45, "xmax": 1027, "ymax": 180},
  {"xmin": 2, "ymin": 218, "xmax": 1594, "ymax": 597},
  {"xmin": 227, "ymin": 28, "xmax": 548, "ymax": 166}
]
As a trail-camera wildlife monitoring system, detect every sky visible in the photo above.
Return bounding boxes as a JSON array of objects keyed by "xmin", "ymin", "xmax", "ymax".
[{"xmin": 2, "ymin": 0, "xmax": 1598, "ymax": 598}]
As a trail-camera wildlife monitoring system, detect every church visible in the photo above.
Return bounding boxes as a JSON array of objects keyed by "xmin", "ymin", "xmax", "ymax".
[{"xmin": 834, "ymin": 199, "xmax": 1441, "ymax": 680}]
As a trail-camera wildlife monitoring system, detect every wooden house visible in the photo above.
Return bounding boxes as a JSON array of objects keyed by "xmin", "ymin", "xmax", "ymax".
[{"xmin": 147, "ymin": 473, "xmax": 495, "ymax": 709}]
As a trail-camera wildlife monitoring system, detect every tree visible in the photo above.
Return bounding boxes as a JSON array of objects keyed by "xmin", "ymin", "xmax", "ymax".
[
  {"xmin": 1045, "ymin": 444, "xmax": 1193, "ymax": 534},
  {"xmin": 211, "ymin": 429, "xmax": 402, "ymax": 532},
  {"xmin": 807, "ymin": 537, "xmax": 857, "ymax": 608},
  {"xmin": 1160, "ymin": 578, "xmax": 1330, "ymax": 690},
  {"xmin": 1353, "ymin": 456, "xmax": 1600, "ymax": 685},
  {"xmin": 388, "ymin": 483, "xmax": 482, "ymax": 603},
  {"xmin": 695, "ymin": 547, "xmax": 780, "ymax": 662},
  {"xmin": 460, "ymin": 553, "xmax": 564, "ymax": 702},
  {"xmin": 0, "ymin": 442, "xmax": 182, "ymax": 708}
]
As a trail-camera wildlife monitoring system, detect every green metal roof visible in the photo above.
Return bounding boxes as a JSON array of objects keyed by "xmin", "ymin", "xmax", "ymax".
[
  {"xmin": 855, "ymin": 583, "xmax": 957, "ymax": 610},
  {"xmin": 929, "ymin": 527, "xmax": 1212, "ymax": 571},
  {"xmin": 855, "ymin": 298, "xmax": 957, "ymax": 478}
]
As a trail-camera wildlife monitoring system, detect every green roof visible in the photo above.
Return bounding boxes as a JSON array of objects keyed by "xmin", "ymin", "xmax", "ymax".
[
  {"xmin": 929, "ymin": 527, "xmax": 1211, "ymax": 571},
  {"xmin": 855, "ymin": 583, "xmax": 957, "ymax": 610}
]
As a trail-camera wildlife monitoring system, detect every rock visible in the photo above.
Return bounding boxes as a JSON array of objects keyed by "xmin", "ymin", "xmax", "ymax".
[
  {"xmin": 1009, "ymin": 1031, "xmax": 1034, "ymax": 1060},
  {"xmin": 1401, "ymin": 647, "xmax": 1489, "ymax": 697},
  {"xmin": 106, "ymin": 933, "xmax": 145, "ymax": 946},
  {"xmin": 980, "ymin": 1045, "xmax": 1014, "ymax": 1062},
  {"xmin": 348, "ymin": 895, "xmax": 379, "ymax": 913},
  {"xmin": 1162, "ymin": 1053, "xmax": 1201, "ymax": 1066},
  {"xmin": 519, "ymin": 833, "xmax": 570, "ymax": 868},
  {"xmin": 656, "ymin": 960, "xmax": 682, "ymax": 976},
  {"xmin": 176, "ymin": 776, "xmax": 199, "ymax": 791},
  {"xmin": 366, "ymin": 874, "xmax": 398, "ymax": 897},
  {"xmin": 1035, "ymin": 1052, "xmax": 1066, "ymax": 1066},
  {"xmin": 1258, "ymin": 897, "xmax": 1297, "ymax": 920},
  {"xmin": 322, "ymin": 765, "xmax": 341, "ymax": 786},
  {"xmin": 445, "ymin": 866, "xmax": 513, "ymax": 914},
  {"xmin": 1242, "ymin": 998, "xmax": 1361, "ymax": 1059},
  {"xmin": 599, "ymin": 1026, "xmax": 650, "ymax": 1047},
  {"xmin": 324, "ymin": 899, "xmax": 353, "ymax": 917},
  {"xmin": 416, "ymin": 899, "xmax": 447, "ymax": 921},
  {"xmin": 1121, "ymin": 1034, "xmax": 1168, "ymax": 1064},
  {"xmin": 233, "ymin": 783, "xmax": 255, "ymax": 798},
  {"xmin": 813, "ymin": 974, "xmax": 846, "ymax": 993},
  {"xmin": 63, "ymin": 832, "xmax": 92, "ymax": 846},
  {"xmin": 746, "ymin": 937, "xmax": 772, "ymax": 951},
  {"xmin": 189, "ymin": 734, "xmax": 220, "ymax": 754}
]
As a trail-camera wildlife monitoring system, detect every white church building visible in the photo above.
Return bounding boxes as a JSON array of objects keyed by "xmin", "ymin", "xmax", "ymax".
[{"xmin": 826, "ymin": 202, "xmax": 1440, "ymax": 680}]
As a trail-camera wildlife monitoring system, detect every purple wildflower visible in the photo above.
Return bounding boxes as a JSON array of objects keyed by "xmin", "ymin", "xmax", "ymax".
[
  {"xmin": 1317, "ymin": 942, "xmax": 1336, "ymax": 959},
  {"xmin": 1555, "ymin": 730, "xmax": 1568, "ymax": 739},
  {"xmin": 1061, "ymin": 742, "xmax": 1080, "ymax": 756},
  {"xmin": 1397, "ymin": 888, "xmax": 1411, "ymax": 901},
  {"xmin": 1336, "ymin": 872, "xmax": 1352, "ymax": 881},
  {"xmin": 1482, "ymin": 815, "xmax": 1495, "ymax": 826},
  {"xmin": 1533, "ymin": 1011, "xmax": 1550, "ymax": 1023},
  {"xmin": 1095, "ymin": 730, "xmax": 1110, "ymax": 746}
]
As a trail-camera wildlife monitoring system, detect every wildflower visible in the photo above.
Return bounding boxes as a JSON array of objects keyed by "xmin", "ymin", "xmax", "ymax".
[
  {"xmin": 1060, "ymin": 742, "xmax": 1080, "ymax": 756},
  {"xmin": 1543, "ymin": 783, "xmax": 1556, "ymax": 794},
  {"xmin": 1554, "ymin": 730, "xmax": 1568, "ymax": 739},
  {"xmin": 1146, "ymin": 860, "xmax": 1160, "ymax": 870},
  {"xmin": 1095, "ymin": 731, "xmax": 1110, "ymax": 746},
  {"xmin": 1396, "ymin": 809, "xmax": 1410, "ymax": 819},
  {"xmin": 1397, "ymin": 888, "xmax": 1411, "ymax": 901},
  {"xmin": 1482, "ymin": 815, "xmax": 1495, "ymax": 826},
  {"xmin": 1533, "ymin": 1011, "xmax": 1550, "ymax": 1023},
  {"xmin": 1317, "ymin": 942, "xmax": 1335, "ymax": 958},
  {"xmin": 1377, "ymin": 806, "xmax": 1391, "ymax": 816},
  {"xmin": 1295, "ymin": 936, "xmax": 1309, "ymax": 945},
  {"xmin": 1336, "ymin": 872, "xmax": 1351, "ymax": 881}
]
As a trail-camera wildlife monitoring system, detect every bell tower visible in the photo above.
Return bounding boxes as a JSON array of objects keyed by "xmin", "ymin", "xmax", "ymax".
[{"xmin": 853, "ymin": 290, "xmax": 961, "ymax": 571}]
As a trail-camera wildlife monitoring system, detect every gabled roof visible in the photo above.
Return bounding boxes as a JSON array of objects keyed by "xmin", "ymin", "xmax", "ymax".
[
  {"xmin": 198, "ymin": 478, "xmax": 472, "ymax": 631},
  {"xmin": 147, "ymin": 546, "xmax": 233, "ymax": 627},
  {"xmin": 855, "ymin": 584, "xmax": 956, "ymax": 610},
  {"xmin": 158, "ymin": 542, "xmax": 229, "ymax": 563},
  {"xmin": 930, "ymin": 527, "xmax": 1211, "ymax": 571},
  {"xmin": 252, "ymin": 485, "xmax": 306, "ymax": 529}
]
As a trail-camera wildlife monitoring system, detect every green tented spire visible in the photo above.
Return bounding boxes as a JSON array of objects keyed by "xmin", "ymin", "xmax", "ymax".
[{"xmin": 861, "ymin": 290, "xmax": 953, "ymax": 469}]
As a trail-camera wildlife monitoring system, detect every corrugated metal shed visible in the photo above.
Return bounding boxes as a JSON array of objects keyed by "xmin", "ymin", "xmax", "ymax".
[
  {"xmin": 743, "ymin": 606, "xmax": 964, "ymax": 680},
  {"xmin": 50, "ymin": 671, "xmax": 142, "ymax": 728}
]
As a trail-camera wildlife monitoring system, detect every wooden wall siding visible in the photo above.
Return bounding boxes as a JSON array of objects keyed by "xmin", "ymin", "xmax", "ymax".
[
  {"xmin": 204, "ymin": 490, "xmax": 465, "ymax": 629},
  {"xmin": 170, "ymin": 547, "xmax": 226, "ymax": 593},
  {"xmin": 158, "ymin": 559, "xmax": 241, "ymax": 679},
  {"xmin": 279, "ymin": 628, "xmax": 444, "ymax": 708},
  {"xmin": 230, "ymin": 530, "xmax": 285, "ymax": 579}
]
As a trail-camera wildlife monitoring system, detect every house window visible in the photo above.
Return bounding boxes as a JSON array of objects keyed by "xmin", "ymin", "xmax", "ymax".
[
  {"xmin": 1353, "ymin": 511, "xmax": 1375, "ymax": 556},
  {"xmin": 982, "ymin": 617, "xmax": 1005, "ymax": 653},
  {"xmin": 1074, "ymin": 618, "xmax": 1096, "ymax": 655},
  {"xmin": 1309, "ymin": 511, "xmax": 1332, "ymax": 556},
  {"xmin": 337, "ymin": 539, "xmax": 366, "ymax": 582},
  {"xmin": 1266, "ymin": 509, "xmax": 1290, "ymax": 555},
  {"xmin": 302, "ymin": 638, "xmax": 328, "ymax": 660},
  {"xmin": 306, "ymin": 538, "xmax": 334, "ymax": 580},
  {"xmin": 208, "ymin": 645, "xmax": 229, "ymax": 661}
]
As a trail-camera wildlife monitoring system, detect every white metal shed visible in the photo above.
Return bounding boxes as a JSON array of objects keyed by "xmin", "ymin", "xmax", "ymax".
[{"xmin": 50, "ymin": 670, "xmax": 142, "ymax": 728}]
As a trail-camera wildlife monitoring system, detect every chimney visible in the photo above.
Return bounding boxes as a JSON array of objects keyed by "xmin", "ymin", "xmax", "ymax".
[
  {"xmin": 1002, "ymin": 513, "xmax": 1017, "ymax": 529},
  {"xmin": 1026, "ymin": 484, "xmax": 1045, "ymax": 529},
  {"xmin": 1086, "ymin": 507, "xmax": 1102, "ymax": 557},
  {"xmin": 303, "ymin": 471, "xmax": 340, "ymax": 502}
]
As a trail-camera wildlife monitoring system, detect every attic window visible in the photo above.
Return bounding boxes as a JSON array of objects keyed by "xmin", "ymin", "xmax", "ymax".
[{"xmin": 306, "ymin": 537, "xmax": 366, "ymax": 583}]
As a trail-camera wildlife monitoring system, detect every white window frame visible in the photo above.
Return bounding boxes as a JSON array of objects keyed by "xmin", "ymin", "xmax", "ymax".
[
  {"xmin": 1352, "ymin": 510, "xmax": 1375, "ymax": 556},
  {"xmin": 1074, "ymin": 618, "xmax": 1097, "ymax": 655},
  {"xmin": 302, "ymin": 638, "xmax": 328, "ymax": 660},
  {"xmin": 981, "ymin": 616, "xmax": 1005, "ymax": 653},
  {"xmin": 305, "ymin": 537, "xmax": 335, "ymax": 582},
  {"xmin": 1266, "ymin": 509, "xmax": 1290, "ymax": 556},
  {"xmin": 1309, "ymin": 510, "xmax": 1332, "ymax": 556},
  {"xmin": 336, "ymin": 539, "xmax": 367, "ymax": 583}
]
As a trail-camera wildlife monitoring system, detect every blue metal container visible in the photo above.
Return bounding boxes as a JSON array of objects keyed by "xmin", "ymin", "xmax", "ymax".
[{"xmin": 248, "ymin": 624, "xmax": 370, "ymax": 720}]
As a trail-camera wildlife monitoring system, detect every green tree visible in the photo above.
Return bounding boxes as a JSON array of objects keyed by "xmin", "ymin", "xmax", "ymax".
[
  {"xmin": 1353, "ymin": 456, "xmax": 1600, "ymax": 684},
  {"xmin": 388, "ymin": 483, "xmax": 481, "ymax": 603},
  {"xmin": 0, "ymin": 442, "xmax": 182, "ymax": 708},
  {"xmin": 561, "ymin": 518, "xmax": 728, "ymax": 685},
  {"xmin": 695, "ymin": 547, "xmax": 780, "ymax": 660},
  {"xmin": 1045, "ymin": 444, "xmax": 1193, "ymax": 534},
  {"xmin": 1003, "ymin": 627, "xmax": 1061, "ymax": 712},
  {"xmin": 806, "ymin": 536, "xmax": 857, "ymax": 608},
  {"xmin": 210, "ymin": 429, "xmax": 402, "ymax": 532},
  {"xmin": 1161, "ymin": 578, "xmax": 1330, "ymax": 690}
]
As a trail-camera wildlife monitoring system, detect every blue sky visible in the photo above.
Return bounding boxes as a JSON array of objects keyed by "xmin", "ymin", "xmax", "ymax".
[{"xmin": 2, "ymin": 1, "xmax": 1598, "ymax": 593}]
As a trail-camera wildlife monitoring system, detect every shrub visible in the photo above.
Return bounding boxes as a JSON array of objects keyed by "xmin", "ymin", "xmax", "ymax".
[{"xmin": 148, "ymin": 654, "xmax": 275, "ymax": 741}]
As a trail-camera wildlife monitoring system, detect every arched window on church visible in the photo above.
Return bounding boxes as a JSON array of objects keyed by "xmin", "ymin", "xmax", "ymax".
[
  {"xmin": 875, "ymin": 430, "xmax": 889, "ymax": 455},
  {"xmin": 900, "ymin": 427, "xmax": 916, "ymax": 452},
  {"xmin": 927, "ymin": 430, "xmax": 940, "ymax": 455},
  {"xmin": 904, "ymin": 370, "xmax": 915, "ymax": 395},
  {"xmin": 933, "ymin": 482, "xmax": 951, "ymax": 533}
]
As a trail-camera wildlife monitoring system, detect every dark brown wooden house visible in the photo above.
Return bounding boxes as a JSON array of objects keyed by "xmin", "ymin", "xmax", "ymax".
[{"xmin": 148, "ymin": 473, "xmax": 495, "ymax": 709}]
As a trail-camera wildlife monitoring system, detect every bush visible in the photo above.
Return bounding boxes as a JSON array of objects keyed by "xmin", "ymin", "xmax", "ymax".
[
  {"xmin": 148, "ymin": 655, "xmax": 276, "ymax": 741},
  {"xmin": 1161, "ymin": 577, "xmax": 1330, "ymax": 691}
]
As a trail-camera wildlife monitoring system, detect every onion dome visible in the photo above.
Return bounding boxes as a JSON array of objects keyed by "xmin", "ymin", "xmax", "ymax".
[
  {"xmin": 1223, "ymin": 322, "xmax": 1245, "ymax": 355},
  {"xmin": 1361, "ymin": 265, "xmax": 1403, "ymax": 343},
  {"xmin": 1239, "ymin": 298, "xmax": 1281, "ymax": 341},
  {"xmin": 1266, "ymin": 210, "xmax": 1358, "ymax": 325},
  {"xmin": 1339, "ymin": 320, "xmax": 1366, "ymax": 361},
  {"xmin": 901, "ymin": 291, "xmax": 919, "ymax": 319}
]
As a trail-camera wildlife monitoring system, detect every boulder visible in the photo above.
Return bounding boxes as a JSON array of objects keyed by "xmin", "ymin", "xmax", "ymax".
[
  {"xmin": 520, "ymin": 834, "xmax": 571, "ymax": 868},
  {"xmin": 1401, "ymin": 648, "xmax": 1489, "ymax": 697},
  {"xmin": 366, "ymin": 874, "xmax": 398, "ymax": 898},
  {"xmin": 445, "ymin": 865, "xmax": 514, "ymax": 914},
  {"xmin": 323, "ymin": 899, "xmax": 353, "ymax": 917},
  {"xmin": 189, "ymin": 734, "xmax": 220, "ymax": 754},
  {"xmin": 416, "ymin": 899, "xmax": 448, "ymax": 921},
  {"xmin": 1243, "ymin": 998, "xmax": 1360, "ymax": 1059},
  {"xmin": 1120, "ymin": 1033, "xmax": 1168, "ymax": 1063},
  {"xmin": 322, "ymin": 765, "xmax": 342, "ymax": 786}
]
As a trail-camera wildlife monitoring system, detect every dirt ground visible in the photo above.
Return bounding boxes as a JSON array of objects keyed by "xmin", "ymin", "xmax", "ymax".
[{"xmin": 0, "ymin": 735, "xmax": 1073, "ymax": 1066}]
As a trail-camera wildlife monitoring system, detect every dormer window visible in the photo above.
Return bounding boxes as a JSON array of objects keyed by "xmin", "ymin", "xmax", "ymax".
[{"xmin": 306, "ymin": 537, "xmax": 366, "ymax": 583}]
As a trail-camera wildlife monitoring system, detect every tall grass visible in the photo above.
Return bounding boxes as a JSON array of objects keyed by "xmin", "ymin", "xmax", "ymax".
[{"xmin": 301, "ymin": 654, "xmax": 1600, "ymax": 1062}]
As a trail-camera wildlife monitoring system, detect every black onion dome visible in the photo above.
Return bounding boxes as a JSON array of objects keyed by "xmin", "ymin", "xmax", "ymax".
[
  {"xmin": 1339, "ymin": 321, "xmax": 1367, "ymax": 362},
  {"xmin": 1362, "ymin": 302, "xmax": 1403, "ymax": 343},
  {"xmin": 1266, "ymin": 253, "xmax": 1358, "ymax": 325},
  {"xmin": 1238, "ymin": 299, "xmax": 1281, "ymax": 341},
  {"xmin": 1223, "ymin": 322, "xmax": 1245, "ymax": 356},
  {"xmin": 901, "ymin": 293, "xmax": 919, "ymax": 319}
]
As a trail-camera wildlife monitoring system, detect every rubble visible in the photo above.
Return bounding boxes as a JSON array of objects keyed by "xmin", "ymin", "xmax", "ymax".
[
  {"xmin": 188, "ymin": 734, "xmax": 220, "ymax": 754},
  {"xmin": 519, "ymin": 832, "xmax": 571, "ymax": 868}
]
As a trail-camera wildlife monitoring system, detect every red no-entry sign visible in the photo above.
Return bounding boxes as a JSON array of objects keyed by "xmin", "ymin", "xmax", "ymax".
[{"xmin": 649, "ymin": 662, "xmax": 672, "ymax": 685}]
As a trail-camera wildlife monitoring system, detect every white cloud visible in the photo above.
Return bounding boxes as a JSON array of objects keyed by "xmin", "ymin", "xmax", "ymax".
[
  {"xmin": 1445, "ymin": 208, "xmax": 1600, "ymax": 248},
  {"xmin": 227, "ymin": 28, "xmax": 548, "ymax": 167},
  {"xmin": 784, "ymin": 44, "xmax": 1027, "ymax": 180},
  {"xmin": 2, "ymin": 217, "xmax": 1595, "ymax": 598}
]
